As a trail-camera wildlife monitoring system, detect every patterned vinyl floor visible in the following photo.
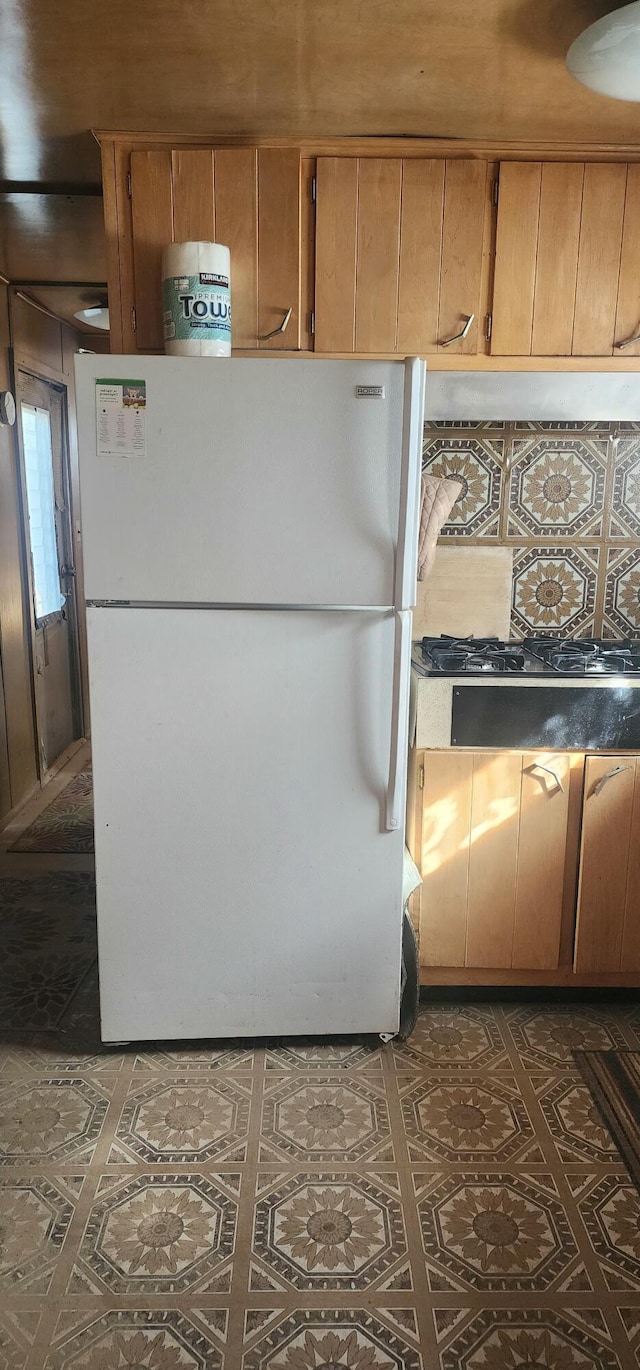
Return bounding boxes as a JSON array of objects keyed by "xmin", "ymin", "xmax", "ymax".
[{"xmin": 1, "ymin": 781, "xmax": 640, "ymax": 1366}]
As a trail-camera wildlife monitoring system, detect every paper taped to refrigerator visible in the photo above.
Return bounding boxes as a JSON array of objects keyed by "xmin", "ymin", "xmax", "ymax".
[{"xmin": 96, "ymin": 378, "xmax": 147, "ymax": 458}]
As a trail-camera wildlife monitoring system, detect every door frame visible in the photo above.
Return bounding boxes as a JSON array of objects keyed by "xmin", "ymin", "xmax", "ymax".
[{"xmin": 12, "ymin": 362, "xmax": 85, "ymax": 778}]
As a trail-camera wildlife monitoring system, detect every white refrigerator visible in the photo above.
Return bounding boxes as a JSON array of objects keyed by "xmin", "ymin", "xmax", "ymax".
[{"xmin": 75, "ymin": 355, "xmax": 425, "ymax": 1042}]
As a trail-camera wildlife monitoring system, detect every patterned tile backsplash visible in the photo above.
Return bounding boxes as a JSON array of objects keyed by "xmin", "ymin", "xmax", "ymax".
[{"xmin": 423, "ymin": 421, "xmax": 640, "ymax": 639}]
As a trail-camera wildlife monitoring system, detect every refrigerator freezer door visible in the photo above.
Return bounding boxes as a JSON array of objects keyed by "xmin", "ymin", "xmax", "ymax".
[
  {"xmin": 87, "ymin": 606, "xmax": 407, "ymax": 1040},
  {"xmin": 76, "ymin": 356, "xmax": 420, "ymax": 607}
]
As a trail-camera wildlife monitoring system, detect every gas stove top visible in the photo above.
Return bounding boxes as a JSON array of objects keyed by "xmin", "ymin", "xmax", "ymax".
[{"xmin": 412, "ymin": 635, "xmax": 640, "ymax": 678}]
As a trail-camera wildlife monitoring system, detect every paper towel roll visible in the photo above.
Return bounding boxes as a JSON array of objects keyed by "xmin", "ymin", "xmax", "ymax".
[{"xmin": 162, "ymin": 242, "xmax": 231, "ymax": 356}]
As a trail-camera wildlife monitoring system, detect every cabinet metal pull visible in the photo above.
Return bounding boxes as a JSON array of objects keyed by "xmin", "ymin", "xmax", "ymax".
[
  {"xmin": 592, "ymin": 764, "xmax": 631, "ymax": 796},
  {"xmin": 258, "ymin": 306, "xmax": 293, "ymax": 341},
  {"xmin": 527, "ymin": 762, "xmax": 564, "ymax": 793},
  {"xmin": 439, "ymin": 313, "xmax": 475, "ymax": 347},
  {"xmin": 615, "ymin": 328, "xmax": 640, "ymax": 350}
]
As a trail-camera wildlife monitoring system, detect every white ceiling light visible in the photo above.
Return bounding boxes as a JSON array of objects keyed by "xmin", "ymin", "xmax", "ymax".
[
  {"xmin": 74, "ymin": 304, "xmax": 110, "ymax": 330},
  {"xmin": 567, "ymin": 1, "xmax": 640, "ymax": 100}
]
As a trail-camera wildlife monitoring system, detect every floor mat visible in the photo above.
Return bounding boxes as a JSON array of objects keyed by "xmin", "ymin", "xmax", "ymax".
[
  {"xmin": 0, "ymin": 872, "xmax": 96, "ymax": 1028},
  {"xmin": 9, "ymin": 767, "xmax": 94, "ymax": 853},
  {"xmin": 575, "ymin": 1048, "xmax": 640, "ymax": 1191}
]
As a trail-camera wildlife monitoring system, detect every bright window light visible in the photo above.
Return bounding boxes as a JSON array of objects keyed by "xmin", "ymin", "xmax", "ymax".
[{"xmin": 20, "ymin": 403, "xmax": 65, "ymax": 620}]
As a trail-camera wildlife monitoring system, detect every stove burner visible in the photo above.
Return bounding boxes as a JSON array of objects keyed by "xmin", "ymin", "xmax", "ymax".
[
  {"xmin": 421, "ymin": 637, "xmax": 526, "ymax": 674},
  {"xmin": 525, "ymin": 636, "xmax": 600, "ymax": 661},
  {"xmin": 550, "ymin": 650, "xmax": 637, "ymax": 674},
  {"xmin": 417, "ymin": 634, "xmax": 640, "ymax": 677}
]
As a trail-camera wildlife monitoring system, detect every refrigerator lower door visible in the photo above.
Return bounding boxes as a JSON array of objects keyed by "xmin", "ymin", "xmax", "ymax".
[{"xmin": 87, "ymin": 606, "xmax": 407, "ymax": 1041}]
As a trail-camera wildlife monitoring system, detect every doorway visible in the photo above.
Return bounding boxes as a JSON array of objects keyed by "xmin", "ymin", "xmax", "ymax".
[{"xmin": 16, "ymin": 370, "xmax": 83, "ymax": 774}]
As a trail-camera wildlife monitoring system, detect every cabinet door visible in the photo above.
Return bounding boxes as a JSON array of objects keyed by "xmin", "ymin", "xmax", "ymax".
[
  {"xmin": 574, "ymin": 754, "xmax": 640, "ymax": 973},
  {"xmin": 513, "ymin": 754, "xmax": 573, "ymax": 970},
  {"xmin": 314, "ymin": 157, "xmax": 489, "ymax": 354},
  {"xmin": 419, "ymin": 750, "xmax": 571, "ymax": 971},
  {"xmin": 491, "ymin": 160, "xmax": 637, "ymax": 357},
  {"xmin": 129, "ymin": 148, "xmax": 301, "ymax": 353}
]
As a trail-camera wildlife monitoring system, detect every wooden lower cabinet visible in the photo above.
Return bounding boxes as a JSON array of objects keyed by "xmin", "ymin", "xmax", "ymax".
[
  {"xmin": 414, "ymin": 749, "xmax": 575, "ymax": 973},
  {"xmin": 408, "ymin": 747, "xmax": 640, "ymax": 985},
  {"xmin": 574, "ymin": 754, "xmax": 640, "ymax": 973}
]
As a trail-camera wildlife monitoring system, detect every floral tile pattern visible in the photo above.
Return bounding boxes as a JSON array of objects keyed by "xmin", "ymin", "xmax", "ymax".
[
  {"xmin": 610, "ymin": 438, "xmax": 640, "ymax": 538},
  {"xmin": 426, "ymin": 420, "xmax": 505, "ymax": 430},
  {"xmin": 261, "ymin": 1076, "xmax": 391, "ymax": 1162},
  {"xmin": 252, "ymin": 1171, "xmax": 407, "ymax": 1290},
  {"xmin": 421, "ymin": 436, "xmax": 504, "ymax": 537},
  {"xmin": 519, "ymin": 421, "xmax": 610, "ymax": 431},
  {"xmin": 578, "ymin": 1174, "xmax": 640, "ymax": 1290},
  {"xmin": 0, "ymin": 1176, "xmax": 75, "ymax": 1291},
  {"xmin": 9, "ymin": 769, "xmax": 93, "ymax": 854},
  {"xmin": 503, "ymin": 1006, "xmax": 628, "ymax": 1071},
  {"xmin": 537, "ymin": 1077, "xmax": 620, "ymax": 1162},
  {"xmin": 0, "ymin": 873, "xmax": 96, "ymax": 1029},
  {"xmin": 421, "ymin": 419, "xmax": 640, "ymax": 642},
  {"xmin": 392, "ymin": 1005, "xmax": 510, "ymax": 1073},
  {"xmin": 400, "ymin": 1074, "xmax": 535, "ymax": 1163},
  {"xmin": 45, "ymin": 1310, "xmax": 224, "ymax": 1369},
  {"xmin": 511, "ymin": 545, "xmax": 598, "ymax": 637},
  {"xmin": 265, "ymin": 1039, "xmax": 383, "ymax": 1072},
  {"xmin": 114, "ymin": 1075, "xmax": 252, "ymax": 1163},
  {"xmin": 242, "ymin": 1309, "xmax": 423, "ymax": 1370},
  {"xmin": 603, "ymin": 546, "xmax": 640, "ymax": 636},
  {"xmin": 71, "ymin": 1172, "xmax": 237, "ymax": 1294},
  {"xmin": 2, "ymin": 847, "xmax": 640, "ymax": 1370},
  {"xmin": 132, "ymin": 1043, "xmax": 256, "ymax": 1073},
  {"xmin": 417, "ymin": 1171, "xmax": 577, "ymax": 1291},
  {"xmin": 438, "ymin": 1308, "xmax": 622, "ymax": 1369},
  {"xmin": 0, "ymin": 1078, "xmax": 111, "ymax": 1164},
  {"xmin": 508, "ymin": 437, "xmax": 607, "ymax": 537}
]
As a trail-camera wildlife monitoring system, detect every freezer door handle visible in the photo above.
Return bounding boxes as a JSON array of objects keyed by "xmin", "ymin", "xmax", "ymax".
[
  {"xmin": 386, "ymin": 609, "xmax": 412, "ymax": 832},
  {"xmin": 394, "ymin": 357, "xmax": 426, "ymax": 612}
]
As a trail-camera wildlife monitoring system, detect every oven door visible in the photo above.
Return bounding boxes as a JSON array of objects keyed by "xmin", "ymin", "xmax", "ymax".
[{"xmin": 451, "ymin": 684, "xmax": 640, "ymax": 750}]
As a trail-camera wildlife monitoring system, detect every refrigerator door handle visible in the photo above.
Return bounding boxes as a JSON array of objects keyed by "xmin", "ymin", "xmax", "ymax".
[
  {"xmin": 386, "ymin": 609, "xmax": 412, "ymax": 832},
  {"xmin": 394, "ymin": 357, "xmax": 426, "ymax": 612}
]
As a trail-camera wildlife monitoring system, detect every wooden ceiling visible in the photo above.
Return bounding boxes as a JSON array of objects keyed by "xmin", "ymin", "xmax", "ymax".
[
  {"xmin": 2, "ymin": 0, "xmax": 640, "ymax": 188},
  {"xmin": 2, "ymin": 0, "xmax": 640, "ymax": 332}
]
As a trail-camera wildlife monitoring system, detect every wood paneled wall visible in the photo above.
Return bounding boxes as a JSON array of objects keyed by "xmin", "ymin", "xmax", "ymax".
[{"xmin": 0, "ymin": 289, "xmax": 88, "ymax": 822}]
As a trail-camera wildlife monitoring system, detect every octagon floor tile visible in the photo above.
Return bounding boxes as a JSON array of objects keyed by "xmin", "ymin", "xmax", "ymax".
[
  {"xmin": 260, "ymin": 1075, "xmax": 393, "ymax": 1163},
  {"xmin": 399, "ymin": 1073, "xmax": 536, "ymax": 1163},
  {"xmin": 416, "ymin": 1169, "xmax": 578, "ymax": 1292},
  {"xmin": 45, "ymin": 1308, "xmax": 226, "ymax": 1369},
  {"xmin": 435, "ymin": 1306, "xmax": 626, "ymax": 1369},
  {"xmin": 392, "ymin": 1006, "xmax": 511, "ymax": 1074},
  {"xmin": 0, "ymin": 1076, "xmax": 113, "ymax": 1165},
  {"xmin": 0, "ymin": 1173, "xmax": 79, "ymax": 1293},
  {"xmin": 113, "ymin": 1074, "xmax": 254, "ymax": 1164},
  {"xmin": 251, "ymin": 1169, "xmax": 408, "ymax": 1290},
  {"xmin": 501, "ymin": 1006, "xmax": 629, "ymax": 1072},
  {"xmin": 241, "ymin": 1307, "xmax": 423, "ymax": 1369},
  {"xmin": 69, "ymin": 1171, "xmax": 237, "ymax": 1295}
]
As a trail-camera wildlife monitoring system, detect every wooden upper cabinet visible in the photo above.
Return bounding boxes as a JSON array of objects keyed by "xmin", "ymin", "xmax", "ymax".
[
  {"xmin": 574, "ymin": 754, "xmax": 640, "ymax": 974},
  {"xmin": 314, "ymin": 157, "xmax": 491, "ymax": 354},
  {"xmin": 127, "ymin": 147, "xmax": 303, "ymax": 353},
  {"xmin": 491, "ymin": 161, "xmax": 640, "ymax": 357}
]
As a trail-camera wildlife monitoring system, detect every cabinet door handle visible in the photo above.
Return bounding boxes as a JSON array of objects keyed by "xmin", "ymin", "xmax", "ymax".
[
  {"xmin": 615, "ymin": 328, "xmax": 640, "ymax": 350},
  {"xmin": 526, "ymin": 761, "xmax": 564, "ymax": 793},
  {"xmin": 592, "ymin": 764, "xmax": 631, "ymax": 797},
  {"xmin": 439, "ymin": 313, "xmax": 475, "ymax": 347},
  {"xmin": 258, "ymin": 306, "xmax": 293, "ymax": 341}
]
